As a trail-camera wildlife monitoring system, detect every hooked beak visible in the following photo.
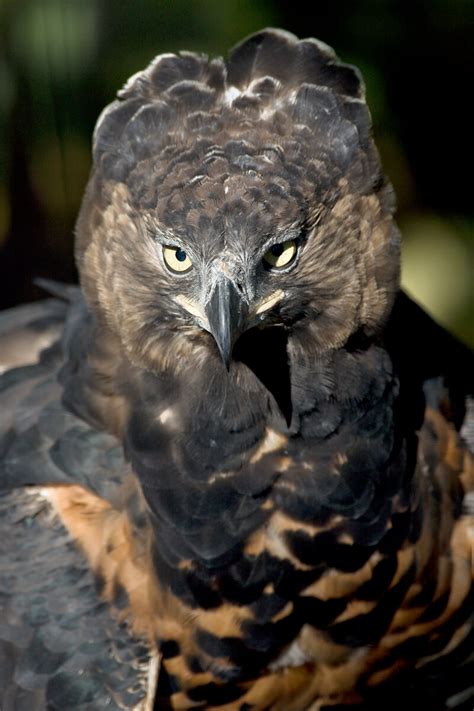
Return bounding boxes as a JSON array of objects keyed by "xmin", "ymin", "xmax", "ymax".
[{"xmin": 205, "ymin": 276, "xmax": 248, "ymax": 369}]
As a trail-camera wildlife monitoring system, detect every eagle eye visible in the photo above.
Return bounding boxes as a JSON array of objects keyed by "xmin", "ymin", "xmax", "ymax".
[
  {"xmin": 163, "ymin": 246, "xmax": 193, "ymax": 274},
  {"xmin": 263, "ymin": 239, "xmax": 297, "ymax": 270}
]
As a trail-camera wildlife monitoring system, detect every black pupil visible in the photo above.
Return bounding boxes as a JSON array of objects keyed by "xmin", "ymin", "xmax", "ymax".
[
  {"xmin": 176, "ymin": 248, "xmax": 187, "ymax": 262},
  {"xmin": 270, "ymin": 243, "xmax": 284, "ymax": 257}
]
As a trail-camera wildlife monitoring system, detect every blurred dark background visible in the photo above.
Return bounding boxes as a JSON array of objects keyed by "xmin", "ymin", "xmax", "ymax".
[{"xmin": 0, "ymin": 0, "xmax": 472, "ymax": 344}]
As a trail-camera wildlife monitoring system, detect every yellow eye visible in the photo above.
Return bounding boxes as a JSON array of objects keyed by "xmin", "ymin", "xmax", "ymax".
[
  {"xmin": 263, "ymin": 240, "xmax": 297, "ymax": 270},
  {"xmin": 162, "ymin": 246, "xmax": 193, "ymax": 274}
]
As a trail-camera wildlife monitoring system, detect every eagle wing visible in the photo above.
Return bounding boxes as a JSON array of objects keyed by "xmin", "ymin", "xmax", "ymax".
[{"xmin": 0, "ymin": 295, "xmax": 159, "ymax": 710}]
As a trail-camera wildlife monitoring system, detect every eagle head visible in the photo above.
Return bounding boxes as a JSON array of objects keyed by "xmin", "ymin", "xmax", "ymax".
[{"xmin": 75, "ymin": 29, "xmax": 400, "ymax": 378}]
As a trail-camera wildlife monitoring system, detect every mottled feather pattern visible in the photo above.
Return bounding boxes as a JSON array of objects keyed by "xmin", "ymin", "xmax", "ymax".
[{"xmin": 1, "ymin": 28, "xmax": 473, "ymax": 710}]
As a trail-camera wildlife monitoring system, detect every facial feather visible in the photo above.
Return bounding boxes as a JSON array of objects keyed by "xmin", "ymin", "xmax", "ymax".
[{"xmin": 75, "ymin": 29, "xmax": 399, "ymax": 377}]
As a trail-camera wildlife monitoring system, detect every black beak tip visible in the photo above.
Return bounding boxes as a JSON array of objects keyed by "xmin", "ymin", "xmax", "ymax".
[
  {"xmin": 205, "ymin": 276, "xmax": 247, "ymax": 372},
  {"xmin": 216, "ymin": 337, "xmax": 232, "ymax": 370}
]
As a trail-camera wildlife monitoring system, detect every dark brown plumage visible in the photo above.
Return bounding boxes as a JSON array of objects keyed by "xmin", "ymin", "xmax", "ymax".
[{"xmin": 1, "ymin": 29, "xmax": 473, "ymax": 710}]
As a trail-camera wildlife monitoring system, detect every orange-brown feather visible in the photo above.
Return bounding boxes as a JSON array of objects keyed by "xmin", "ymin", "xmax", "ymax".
[{"xmin": 44, "ymin": 395, "xmax": 473, "ymax": 710}]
